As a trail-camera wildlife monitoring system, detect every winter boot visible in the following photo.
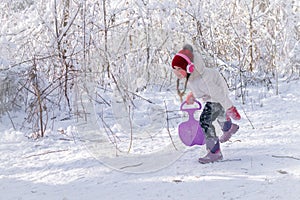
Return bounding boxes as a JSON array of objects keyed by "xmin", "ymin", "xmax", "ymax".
[
  {"xmin": 199, "ymin": 138, "xmax": 223, "ymax": 164},
  {"xmin": 219, "ymin": 121, "xmax": 239, "ymax": 143},
  {"xmin": 198, "ymin": 150, "xmax": 223, "ymax": 164}
]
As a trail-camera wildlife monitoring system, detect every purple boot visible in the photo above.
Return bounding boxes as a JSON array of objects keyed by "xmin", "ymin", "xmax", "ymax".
[
  {"xmin": 198, "ymin": 150, "xmax": 223, "ymax": 164},
  {"xmin": 219, "ymin": 122, "xmax": 239, "ymax": 143},
  {"xmin": 199, "ymin": 138, "xmax": 223, "ymax": 164}
]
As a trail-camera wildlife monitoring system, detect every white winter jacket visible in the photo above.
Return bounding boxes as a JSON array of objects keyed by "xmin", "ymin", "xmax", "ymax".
[{"xmin": 187, "ymin": 52, "xmax": 233, "ymax": 110}]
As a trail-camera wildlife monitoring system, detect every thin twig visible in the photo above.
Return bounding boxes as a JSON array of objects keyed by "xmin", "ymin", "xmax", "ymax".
[
  {"xmin": 98, "ymin": 110, "xmax": 121, "ymax": 144},
  {"xmin": 240, "ymin": 105, "xmax": 255, "ymax": 129},
  {"xmin": 24, "ymin": 149, "xmax": 68, "ymax": 158},
  {"xmin": 272, "ymin": 155, "xmax": 300, "ymax": 161},
  {"xmin": 123, "ymin": 88, "xmax": 154, "ymax": 104},
  {"xmin": 164, "ymin": 101, "xmax": 177, "ymax": 150},
  {"xmin": 5, "ymin": 110, "xmax": 16, "ymax": 130},
  {"xmin": 119, "ymin": 162, "xmax": 143, "ymax": 170},
  {"xmin": 127, "ymin": 105, "xmax": 133, "ymax": 153}
]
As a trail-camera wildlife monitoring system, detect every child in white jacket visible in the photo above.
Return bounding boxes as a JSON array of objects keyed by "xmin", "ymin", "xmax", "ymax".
[{"xmin": 172, "ymin": 44, "xmax": 241, "ymax": 164}]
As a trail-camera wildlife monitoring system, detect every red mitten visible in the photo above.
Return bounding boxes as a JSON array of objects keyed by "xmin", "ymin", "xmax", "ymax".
[
  {"xmin": 226, "ymin": 106, "xmax": 241, "ymax": 120},
  {"xmin": 186, "ymin": 92, "xmax": 195, "ymax": 105}
]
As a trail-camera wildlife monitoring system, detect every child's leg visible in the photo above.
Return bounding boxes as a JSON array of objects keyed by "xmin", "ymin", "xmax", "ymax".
[
  {"xmin": 217, "ymin": 109, "xmax": 239, "ymax": 143},
  {"xmin": 198, "ymin": 102, "xmax": 225, "ymax": 163},
  {"xmin": 200, "ymin": 102, "xmax": 224, "ymax": 151}
]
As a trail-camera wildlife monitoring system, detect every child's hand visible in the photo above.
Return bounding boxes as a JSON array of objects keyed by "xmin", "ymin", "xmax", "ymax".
[
  {"xmin": 186, "ymin": 92, "xmax": 195, "ymax": 105},
  {"xmin": 226, "ymin": 106, "xmax": 241, "ymax": 120}
]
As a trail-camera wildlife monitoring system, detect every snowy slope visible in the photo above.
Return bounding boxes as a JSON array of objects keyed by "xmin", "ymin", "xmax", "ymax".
[{"xmin": 1, "ymin": 80, "xmax": 300, "ymax": 200}]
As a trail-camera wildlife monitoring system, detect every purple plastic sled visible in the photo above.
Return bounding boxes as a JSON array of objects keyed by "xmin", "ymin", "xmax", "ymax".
[{"xmin": 178, "ymin": 100, "xmax": 205, "ymax": 146}]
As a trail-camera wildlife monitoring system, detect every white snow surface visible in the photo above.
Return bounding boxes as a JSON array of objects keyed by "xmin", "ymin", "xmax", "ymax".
[{"xmin": 1, "ymin": 80, "xmax": 300, "ymax": 200}]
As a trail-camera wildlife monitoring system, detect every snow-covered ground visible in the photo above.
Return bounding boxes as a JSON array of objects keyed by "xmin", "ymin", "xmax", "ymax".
[{"xmin": 1, "ymin": 80, "xmax": 300, "ymax": 200}]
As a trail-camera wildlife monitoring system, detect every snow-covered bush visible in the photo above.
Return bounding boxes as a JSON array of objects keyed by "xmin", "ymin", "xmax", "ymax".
[{"xmin": 0, "ymin": 0, "xmax": 299, "ymax": 135}]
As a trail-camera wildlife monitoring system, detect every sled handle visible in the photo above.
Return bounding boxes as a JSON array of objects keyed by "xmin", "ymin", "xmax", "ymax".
[{"xmin": 180, "ymin": 100, "xmax": 202, "ymax": 111}]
